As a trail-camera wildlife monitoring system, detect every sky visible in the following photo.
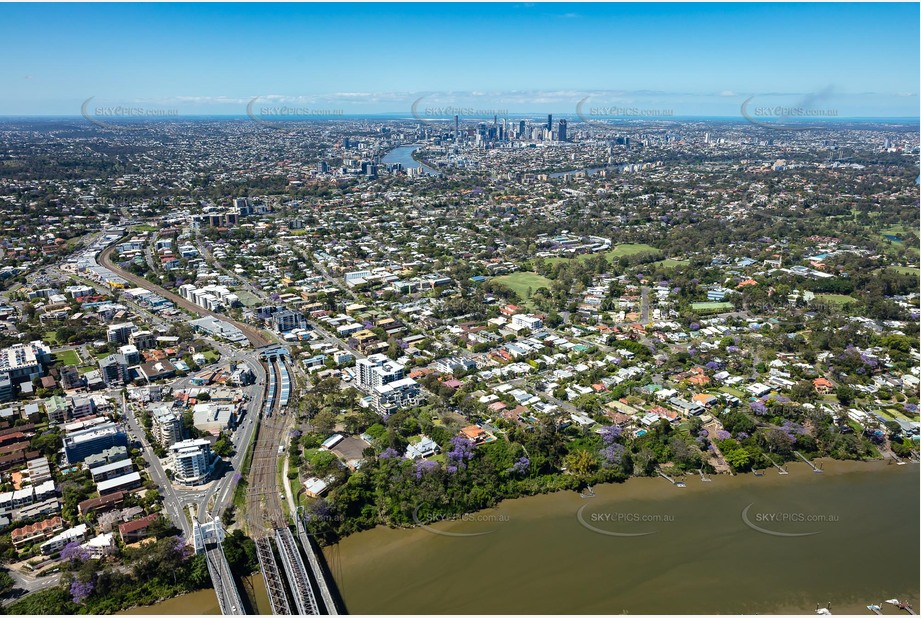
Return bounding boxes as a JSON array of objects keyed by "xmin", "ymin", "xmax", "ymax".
[{"xmin": 0, "ymin": 2, "xmax": 918, "ymax": 118}]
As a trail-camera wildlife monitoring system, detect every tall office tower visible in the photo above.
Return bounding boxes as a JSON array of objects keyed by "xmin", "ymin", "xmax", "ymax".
[
  {"xmin": 547, "ymin": 114, "xmax": 553, "ymax": 130},
  {"xmin": 519, "ymin": 120, "xmax": 526, "ymax": 138},
  {"xmin": 558, "ymin": 119, "xmax": 567, "ymax": 142},
  {"xmin": 704, "ymin": 132, "xmax": 710, "ymax": 144},
  {"xmin": 454, "ymin": 115, "xmax": 459, "ymax": 142}
]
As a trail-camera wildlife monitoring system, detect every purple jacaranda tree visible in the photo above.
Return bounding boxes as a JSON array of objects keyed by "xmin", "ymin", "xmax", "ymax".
[
  {"xmin": 599, "ymin": 443, "xmax": 626, "ymax": 467},
  {"xmin": 780, "ymin": 420, "xmax": 805, "ymax": 441},
  {"xmin": 61, "ymin": 541, "xmax": 90, "ymax": 563},
  {"xmin": 509, "ymin": 457, "xmax": 530, "ymax": 475},
  {"xmin": 413, "ymin": 459, "xmax": 439, "ymax": 479},
  {"xmin": 70, "ymin": 579, "xmax": 95, "ymax": 604},
  {"xmin": 446, "ymin": 435, "xmax": 475, "ymax": 471},
  {"xmin": 599, "ymin": 424, "xmax": 623, "ymax": 444},
  {"xmin": 378, "ymin": 447, "xmax": 400, "ymax": 460}
]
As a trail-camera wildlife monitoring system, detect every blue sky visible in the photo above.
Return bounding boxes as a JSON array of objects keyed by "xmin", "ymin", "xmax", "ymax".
[{"xmin": 0, "ymin": 3, "xmax": 918, "ymax": 117}]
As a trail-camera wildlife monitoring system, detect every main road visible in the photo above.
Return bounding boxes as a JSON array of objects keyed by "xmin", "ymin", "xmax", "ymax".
[
  {"xmin": 121, "ymin": 394, "xmax": 193, "ymax": 538},
  {"xmin": 97, "ymin": 242, "xmax": 273, "ymax": 348}
]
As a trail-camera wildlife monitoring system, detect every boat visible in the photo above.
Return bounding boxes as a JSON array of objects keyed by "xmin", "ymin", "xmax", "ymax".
[
  {"xmin": 885, "ymin": 600, "xmax": 915, "ymax": 615},
  {"xmin": 868, "ymin": 604, "xmax": 882, "ymax": 615}
]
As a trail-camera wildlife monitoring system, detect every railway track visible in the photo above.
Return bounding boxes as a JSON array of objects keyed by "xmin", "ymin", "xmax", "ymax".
[
  {"xmin": 245, "ymin": 358, "xmax": 288, "ymax": 537},
  {"xmin": 98, "ymin": 243, "xmax": 272, "ymax": 347}
]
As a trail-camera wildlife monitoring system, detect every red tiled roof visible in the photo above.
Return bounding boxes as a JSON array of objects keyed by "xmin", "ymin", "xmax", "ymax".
[
  {"xmin": 11, "ymin": 516, "xmax": 62, "ymax": 540},
  {"xmin": 118, "ymin": 514, "xmax": 159, "ymax": 535}
]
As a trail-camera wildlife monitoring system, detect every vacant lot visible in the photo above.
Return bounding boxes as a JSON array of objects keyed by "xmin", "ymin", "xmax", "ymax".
[{"xmin": 53, "ymin": 349, "xmax": 81, "ymax": 366}]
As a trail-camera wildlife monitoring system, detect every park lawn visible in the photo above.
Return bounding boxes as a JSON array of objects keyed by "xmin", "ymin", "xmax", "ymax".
[
  {"xmin": 545, "ymin": 243, "xmax": 662, "ymax": 266},
  {"xmin": 889, "ymin": 266, "xmax": 919, "ymax": 276},
  {"xmin": 815, "ymin": 293, "xmax": 858, "ymax": 306},
  {"xmin": 877, "ymin": 224, "xmax": 918, "ymax": 255},
  {"xmin": 492, "ymin": 272, "xmax": 552, "ymax": 302},
  {"xmin": 880, "ymin": 224, "xmax": 908, "ymax": 237},
  {"xmin": 130, "ymin": 224, "xmax": 159, "ymax": 232},
  {"xmin": 53, "ymin": 349, "xmax": 81, "ymax": 366},
  {"xmin": 608, "ymin": 243, "xmax": 662, "ymax": 258},
  {"xmin": 77, "ymin": 365, "xmax": 98, "ymax": 374}
]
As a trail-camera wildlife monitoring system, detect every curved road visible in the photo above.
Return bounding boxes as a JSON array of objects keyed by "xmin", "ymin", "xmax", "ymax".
[{"xmin": 97, "ymin": 243, "xmax": 272, "ymax": 347}]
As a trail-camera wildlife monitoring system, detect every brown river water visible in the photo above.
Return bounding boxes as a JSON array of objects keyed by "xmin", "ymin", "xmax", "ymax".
[{"xmin": 132, "ymin": 460, "xmax": 918, "ymax": 615}]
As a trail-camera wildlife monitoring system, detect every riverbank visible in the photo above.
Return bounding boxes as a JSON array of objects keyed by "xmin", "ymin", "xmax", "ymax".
[
  {"xmin": 326, "ymin": 459, "xmax": 918, "ymax": 615},
  {"xmin": 116, "ymin": 573, "xmax": 270, "ymax": 616},
  {"xmin": 115, "ymin": 589, "xmax": 220, "ymax": 616},
  {"xmin": 410, "ymin": 148, "xmax": 442, "ymax": 173},
  {"xmin": 381, "ymin": 144, "xmax": 440, "ymax": 176}
]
